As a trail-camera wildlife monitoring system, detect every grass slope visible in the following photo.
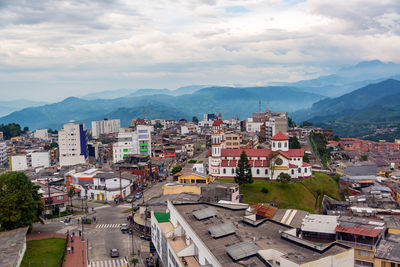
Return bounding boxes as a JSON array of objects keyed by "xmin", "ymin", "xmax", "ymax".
[
  {"xmin": 218, "ymin": 172, "xmax": 342, "ymax": 213},
  {"xmin": 21, "ymin": 238, "xmax": 66, "ymax": 267}
]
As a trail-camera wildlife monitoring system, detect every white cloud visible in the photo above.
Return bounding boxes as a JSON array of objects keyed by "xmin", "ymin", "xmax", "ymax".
[{"xmin": 0, "ymin": 0, "xmax": 399, "ymax": 100}]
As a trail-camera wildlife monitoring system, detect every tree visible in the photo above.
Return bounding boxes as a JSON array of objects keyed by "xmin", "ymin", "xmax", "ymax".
[
  {"xmin": 171, "ymin": 165, "xmax": 182, "ymax": 175},
  {"xmin": 0, "ymin": 123, "xmax": 23, "ymax": 139},
  {"xmin": 153, "ymin": 122, "xmax": 163, "ymax": 129},
  {"xmin": 68, "ymin": 187, "xmax": 75, "ymax": 207},
  {"xmin": 288, "ymin": 117, "xmax": 297, "ymax": 128},
  {"xmin": 360, "ymin": 154, "xmax": 368, "ymax": 161},
  {"xmin": 192, "ymin": 116, "xmax": 199, "ymax": 123},
  {"xmin": 131, "ymin": 258, "xmax": 139, "ymax": 267},
  {"xmin": 0, "ymin": 172, "xmax": 44, "ymax": 231},
  {"xmin": 303, "ymin": 153, "xmax": 310, "ymax": 163},
  {"xmin": 235, "ymin": 151, "xmax": 253, "ymax": 187},
  {"xmin": 23, "ymin": 126, "xmax": 29, "ymax": 132},
  {"xmin": 289, "ymin": 136, "xmax": 301, "ymax": 149},
  {"xmin": 49, "ymin": 141, "xmax": 58, "ymax": 149},
  {"xmin": 277, "ymin": 173, "xmax": 291, "ymax": 184}
]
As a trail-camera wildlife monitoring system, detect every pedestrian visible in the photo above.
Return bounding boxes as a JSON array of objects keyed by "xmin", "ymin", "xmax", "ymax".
[
  {"xmin": 79, "ymin": 230, "xmax": 81, "ymax": 237},
  {"xmin": 72, "ymin": 231, "xmax": 75, "ymax": 237},
  {"xmin": 77, "ymin": 218, "xmax": 80, "ymax": 224},
  {"xmin": 71, "ymin": 246, "xmax": 74, "ymax": 254},
  {"xmin": 67, "ymin": 247, "xmax": 71, "ymax": 254}
]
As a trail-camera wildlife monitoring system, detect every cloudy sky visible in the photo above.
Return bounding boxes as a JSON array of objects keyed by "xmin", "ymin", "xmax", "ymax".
[{"xmin": 1, "ymin": 0, "xmax": 400, "ymax": 101}]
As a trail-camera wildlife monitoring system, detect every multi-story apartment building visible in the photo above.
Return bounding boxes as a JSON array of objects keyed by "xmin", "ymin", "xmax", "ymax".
[
  {"xmin": 91, "ymin": 119, "xmax": 120, "ymax": 138},
  {"xmin": 33, "ymin": 129, "xmax": 49, "ymax": 140},
  {"xmin": 58, "ymin": 123, "xmax": 88, "ymax": 167},
  {"xmin": 10, "ymin": 151, "xmax": 50, "ymax": 171},
  {"xmin": 0, "ymin": 142, "xmax": 8, "ymax": 166},
  {"xmin": 113, "ymin": 125, "xmax": 153, "ymax": 163},
  {"xmin": 246, "ymin": 110, "xmax": 288, "ymax": 138},
  {"xmin": 224, "ymin": 131, "xmax": 242, "ymax": 149}
]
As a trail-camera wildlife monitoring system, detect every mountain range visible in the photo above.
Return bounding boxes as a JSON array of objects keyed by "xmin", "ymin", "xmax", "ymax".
[
  {"xmin": 0, "ymin": 99, "xmax": 47, "ymax": 117},
  {"xmin": 0, "ymin": 86, "xmax": 323, "ymax": 130},
  {"xmin": 297, "ymin": 79, "xmax": 400, "ymax": 139}
]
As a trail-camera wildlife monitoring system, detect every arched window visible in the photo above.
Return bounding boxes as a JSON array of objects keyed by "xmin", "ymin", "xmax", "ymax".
[
  {"xmin": 284, "ymin": 142, "xmax": 287, "ymax": 147},
  {"xmin": 278, "ymin": 142, "xmax": 281, "ymax": 148},
  {"xmin": 305, "ymin": 168, "xmax": 308, "ymax": 173},
  {"xmin": 298, "ymin": 168, "xmax": 301, "ymax": 173},
  {"xmin": 232, "ymin": 168, "xmax": 235, "ymax": 174},
  {"xmin": 273, "ymin": 142, "xmax": 275, "ymax": 147},
  {"xmin": 256, "ymin": 169, "xmax": 260, "ymax": 175},
  {"xmin": 265, "ymin": 169, "xmax": 268, "ymax": 175},
  {"xmin": 223, "ymin": 168, "xmax": 226, "ymax": 174},
  {"xmin": 291, "ymin": 169, "xmax": 294, "ymax": 175}
]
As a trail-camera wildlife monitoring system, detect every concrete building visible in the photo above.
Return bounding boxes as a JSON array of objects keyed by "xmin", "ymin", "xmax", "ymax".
[
  {"xmin": 209, "ymin": 118, "xmax": 311, "ymax": 180},
  {"xmin": 151, "ymin": 201, "xmax": 354, "ymax": 267},
  {"xmin": 0, "ymin": 131, "xmax": 3, "ymax": 140},
  {"xmin": 0, "ymin": 227, "xmax": 28, "ymax": 267},
  {"xmin": 10, "ymin": 151, "xmax": 50, "ymax": 171},
  {"xmin": 59, "ymin": 123, "xmax": 88, "ymax": 167},
  {"xmin": 33, "ymin": 129, "xmax": 49, "ymax": 140},
  {"xmin": 113, "ymin": 125, "xmax": 153, "ymax": 163},
  {"xmin": 91, "ymin": 119, "xmax": 120, "ymax": 138},
  {"xmin": 224, "ymin": 132, "xmax": 242, "ymax": 149},
  {"xmin": 0, "ymin": 142, "xmax": 8, "ymax": 166}
]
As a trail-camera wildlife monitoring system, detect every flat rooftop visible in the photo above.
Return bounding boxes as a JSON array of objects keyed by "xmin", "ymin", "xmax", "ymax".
[
  {"xmin": 0, "ymin": 227, "xmax": 28, "ymax": 267},
  {"xmin": 173, "ymin": 203, "xmax": 350, "ymax": 266}
]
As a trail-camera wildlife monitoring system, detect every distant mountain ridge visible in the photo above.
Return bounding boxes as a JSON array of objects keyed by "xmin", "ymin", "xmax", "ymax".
[
  {"xmin": 298, "ymin": 79, "xmax": 400, "ymax": 139},
  {"xmin": 0, "ymin": 86, "xmax": 323, "ymax": 130},
  {"xmin": 0, "ymin": 99, "xmax": 47, "ymax": 117},
  {"xmin": 82, "ymin": 85, "xmax": 209, "ymax": 100},
  {"xmin": 274, "ymin": 60, "xmax": 400, "ymax": 97}
]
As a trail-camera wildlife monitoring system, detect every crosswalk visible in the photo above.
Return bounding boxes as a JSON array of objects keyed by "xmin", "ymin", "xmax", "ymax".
[
  {"xmin": 88, "ymin": 258, "xmax": 129, "ymax": 267},
  {"xmin": 95, "ymin": 224, "xmax": 121, "ymax": 229}
]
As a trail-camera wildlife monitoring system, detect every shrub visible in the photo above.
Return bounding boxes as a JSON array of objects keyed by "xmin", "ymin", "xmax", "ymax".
[
  {"xmin": 261, "ymin": 187, "xmax": 269, "ymax": 194},
  {"xmin": 188, "ymin": 160, "xmax": 197, "ymax": 164}
]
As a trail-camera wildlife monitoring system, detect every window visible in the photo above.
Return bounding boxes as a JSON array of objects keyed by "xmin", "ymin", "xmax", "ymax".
[
  {"xmin": 232, "ymin": 168, "xmax": 235, "ymax": 174},
  {"xmin": 138, "ymin": 130, "xmax": 147, "ymax": 133},
  {"xmin": 278, "ymin": 142, "xmax": 281, "ymax": 148},
  {"xmin": 273, "ymin": 142, "xmax": 275, "ymax": 147},
  {"xmin": 223, "ymin": 168, "xmax": 226, "ymax": 174},
  {"xmin": 265, "ymin": 169, "xmax": 268, "ymax": 175},
  {"xmin": 305, "ymin": 168, "xmax": 308, "ymax": 173},
  {"xmin": 298, "ymin": 168, "xmax": 301, "ymax": 173},
  {"xmin": 355, "ymin": 260, "xmax": 373, "ymax": 267},
  {"xmin": 100, "ymin": 178, "xmax": 105, "ymax": 182},
  {"xmin": 358, "ymin": 251, "xmax": 370, "ymax": 257},
  {"xmin": 56, "ymin": 196, "xmax": 64, "ymax": 200},
  {"xmin": 292, "ymin": 169, "xmax": 294, "ymax": 175},
  {"xmin": 256, "ymin": 169, "xmax": 260, "ymax": 175}
]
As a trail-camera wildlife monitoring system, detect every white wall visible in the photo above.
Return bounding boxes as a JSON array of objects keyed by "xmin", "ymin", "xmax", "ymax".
[
  {"xmin": 92, "ymin": 119, "xmax": 120, "ymax": 138},
  {"xmin": 11, "ymin": 155, "xmax": 28, "ymax": 171},
  {"xmin": 31, "ymin": 151, "xmax": 50, "ymax": 168},
  {"xmin": 59, "ymin": 123, "xmax": 86, "ymax": 167},
  {"xmin": 34, "ymin": 129, "xmax": 49, "ymax": 140}
]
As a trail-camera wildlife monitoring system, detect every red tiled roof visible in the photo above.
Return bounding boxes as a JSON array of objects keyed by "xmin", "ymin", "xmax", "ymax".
[
  {"xmin": 282, "ymin": 148, "xmax": 305, "ymax": 157},
  {"xmin": 302, "ymin": 162, "xmax": 311, "ymax": 167},
  {"xmin": 271, "ymin": 131, "xmax": 289, "ymax": 141},
  {"xmin": 289, "ymin": 164, "xmax": 298, "ymax": 168},
  {"xmin": 335, "ymin": 226, "xmax": 383, "ymax": 238},
  {"xmin": 221, "ymin": 149, "xmax": 271, "ymax": 157}
]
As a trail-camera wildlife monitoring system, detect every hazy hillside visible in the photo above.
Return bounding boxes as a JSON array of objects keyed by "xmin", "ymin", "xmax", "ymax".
[
  {"xmin": 299, "ymin": 79, "xmax": 400, "ymax": 139},
  {"xmin": 275, "ymin": 60, "xmax": 400, "ymax": 97},
  {"xmin": 0, "ymin": 99, "xmax": 47, "ymax": 117},
  {"xmin": 0, "ymin": 86, "xmax": 323, "ymax": 130}
]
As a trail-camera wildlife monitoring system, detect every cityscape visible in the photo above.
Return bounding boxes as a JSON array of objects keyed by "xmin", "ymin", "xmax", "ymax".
[{"xmin": 1, "ymin": 1, "xmax": 400, "ymax": 267}]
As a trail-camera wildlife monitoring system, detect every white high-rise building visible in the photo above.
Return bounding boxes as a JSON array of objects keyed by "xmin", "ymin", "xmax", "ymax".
[
  {"xmin": 113, "ymin": 125, "xmax": 153, "ymax": 163},
  {"xmin": 91, "ymin": 119, "xmax": 120, "ymax": 138},
  {"xmin": 0, "ymin": 142, "xmax": 8, "ymax": 166},
  {"xmin": 59, "ymin": 123, "xmax": 88, "ymax": 167},
  {"xmin": 34, "ymin": 129, "xmax": 49, "ymax": 140}
]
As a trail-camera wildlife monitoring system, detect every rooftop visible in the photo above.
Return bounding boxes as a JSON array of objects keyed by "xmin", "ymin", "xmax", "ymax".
[
  {"xmin": 173, "ymin": 202, "xmax": 350, "ymax": 266},
  {"xmin": 0, "ymin": 227, "xmax": 28, "ymax": 267},
  {"xmin": 375, "ymin": 234, "xmax": 400, "ymax": 263},
  {"xmin": 301, "ymin": 214, "xmax": 338, "ymax": 234}
]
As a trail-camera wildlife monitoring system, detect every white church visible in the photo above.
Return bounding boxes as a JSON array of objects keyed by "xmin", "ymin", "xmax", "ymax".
[{"xmin": 208, "ymin": 115, "xmax": 312, "ymax": 180}]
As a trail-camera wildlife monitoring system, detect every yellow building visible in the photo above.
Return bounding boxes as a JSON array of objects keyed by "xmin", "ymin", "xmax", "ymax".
[
  {"xmin": 162, "ymin": 184, "xmax": 201, "ymax": 195},
  {"xmin": 178, "ymin": 173, "xmax": 211, "ymax": 184}
]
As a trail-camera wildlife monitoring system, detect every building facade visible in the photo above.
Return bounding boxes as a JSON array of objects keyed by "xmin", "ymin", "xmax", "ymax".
[
  {"xmin": 34, "ymin": 129, "xmax": 49, "ymax": 140},
  {"xmin": 59, "ymin": 123, "xmax": 88, "ymax": 167},
  {"xmin": 209, "ymin": 118, "xmax": 311, "ymax": 180},
  {"xmin": 91, "ymin": 119, "xmax": 120, "ymax": 138},
  {"xmin": 10, "ymin": 151, "xmax": 50, "ymax": 171},
  {"xmin": 0, "ymin": 142, "xmax": 8, "ymax": 166}
]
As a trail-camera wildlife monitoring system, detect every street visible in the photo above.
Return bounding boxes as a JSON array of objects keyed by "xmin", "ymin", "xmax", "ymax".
[{"xmin": 32, "ymin": 177, "xmax": 169, "ymax": 267}]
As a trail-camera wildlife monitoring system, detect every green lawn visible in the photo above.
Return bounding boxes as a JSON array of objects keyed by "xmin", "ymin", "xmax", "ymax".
[
  {"xmin": 216, "ymin": 172, "xmax": 342, "ymax": 213},
  {"xmin": 21, "ymin": 238, "xmax": 66, "ymax": 267}
]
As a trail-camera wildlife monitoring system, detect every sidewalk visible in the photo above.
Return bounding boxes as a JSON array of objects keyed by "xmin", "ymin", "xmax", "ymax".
[{"xmin": 64, "ymin": 237, "xmax": 87, "ymax": 267}]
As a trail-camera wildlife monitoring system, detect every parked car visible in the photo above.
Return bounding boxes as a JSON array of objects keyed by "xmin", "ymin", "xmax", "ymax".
[
  {"xmin": 135, "ymin": 192, "xmax": 143, "ymax": 199},
  {"xmin": 110, "ymin": 248, "xmax": 120, "ymax": 258},
  {"xmin": 140, "ymin": 234, "xmax": 151, "ymax": 241},
  {"xmin": 125, "ymin": 195, "xmax": 135, "ymax": 203}
]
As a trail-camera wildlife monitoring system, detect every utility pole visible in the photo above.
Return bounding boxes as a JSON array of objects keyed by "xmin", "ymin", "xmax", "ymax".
[
  {"xmin": 47, "ymin": 177, "xmax": 52, "ymax": 214},
  {"xmin": 119, "ymin": 167, "xmax": 122, "ymax": 202}
]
